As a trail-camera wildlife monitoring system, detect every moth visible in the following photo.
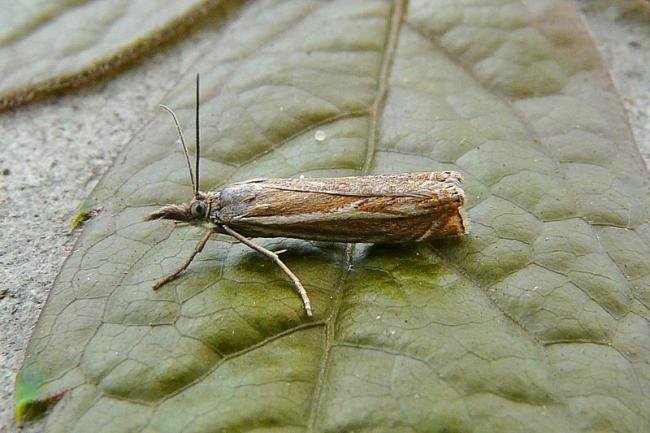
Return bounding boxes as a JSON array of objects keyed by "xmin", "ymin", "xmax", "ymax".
[{"xmin": 146, "ymin": 76, "xmax": 468, "ymax": 317}]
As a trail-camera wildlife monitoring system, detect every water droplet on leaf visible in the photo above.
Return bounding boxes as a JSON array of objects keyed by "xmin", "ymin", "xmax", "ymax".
[{"xmin": 314, "ymin": 130, "xmax": 326, "ymax": 142}]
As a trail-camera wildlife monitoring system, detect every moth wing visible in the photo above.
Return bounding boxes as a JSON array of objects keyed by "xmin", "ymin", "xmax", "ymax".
[{"xmin": 262, "ymin": 185, "xmax": 435, "ymax": 199}]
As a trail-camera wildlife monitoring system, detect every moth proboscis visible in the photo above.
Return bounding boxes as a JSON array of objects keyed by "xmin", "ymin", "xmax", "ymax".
[{"xmin": 146, "ymin": 75, "xmax": 469, "ymax": 317}]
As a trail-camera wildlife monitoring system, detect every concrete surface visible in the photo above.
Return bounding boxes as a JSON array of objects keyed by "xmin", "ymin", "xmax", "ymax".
[
  {"xmin": 580, "ymin": 0, "xmax": 650, "ymax": 162},
  {"xmin": 0, "ymin": 2, "xmax": 648, "ymax": 431}
]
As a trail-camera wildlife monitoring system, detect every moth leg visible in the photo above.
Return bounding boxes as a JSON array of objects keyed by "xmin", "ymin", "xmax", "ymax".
[
  {"xmin": 152, "ymin": 228, "xmax": 215, "ymax": 290},
  {"xmin": 221, "ymin": 225, "xmax": 313, "ymax": 317}
]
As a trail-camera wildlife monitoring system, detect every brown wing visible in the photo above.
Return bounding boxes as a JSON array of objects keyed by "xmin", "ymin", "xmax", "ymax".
[
  {"xmin": 215, "ymin": 172, "xmax": 467, "ymax": 243},
  {"xmin": 234, "ymin": 171, "xmax": 461, "ymax": 196}
]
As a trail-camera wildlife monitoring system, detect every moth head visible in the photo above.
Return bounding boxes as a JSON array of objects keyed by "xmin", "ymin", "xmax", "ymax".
[
  {"xmin": 145, "ymin": 192, "xmax": 212, "ymax": 224},
  {"xmin": 146, "ymin": 75, "xmax": 212, "ymax": 225}
]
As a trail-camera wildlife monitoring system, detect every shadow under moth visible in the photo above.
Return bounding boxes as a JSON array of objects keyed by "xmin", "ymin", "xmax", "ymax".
[{"xmin": 146, "ymin": 76, "xmax": 468, "ymax": 317}]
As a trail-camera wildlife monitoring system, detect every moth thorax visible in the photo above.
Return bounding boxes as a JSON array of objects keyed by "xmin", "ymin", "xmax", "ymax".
[{"xmin": 206, "ymin": 191, "xmax": 222, "ymax": 224}]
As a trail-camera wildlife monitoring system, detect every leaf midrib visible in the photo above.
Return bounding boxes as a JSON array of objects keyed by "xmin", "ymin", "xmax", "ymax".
[{"xmin": 306, "ymin": 1, "xmax": 406, "ymax": 430}]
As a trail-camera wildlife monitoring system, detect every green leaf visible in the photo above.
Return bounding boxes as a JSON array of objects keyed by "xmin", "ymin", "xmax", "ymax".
[
  {"xmin": 0, "ymin": 0, "xmax": 222, "ymax": 110},
  {"xmin": 17, "ymin": 0, "xmax": 650, "ymax": 432}
]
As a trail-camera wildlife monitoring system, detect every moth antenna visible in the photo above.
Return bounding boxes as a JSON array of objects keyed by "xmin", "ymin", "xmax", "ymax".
[
  {"xmin": 160, "ymin": 104, "xmax": 196, "ymax": 194},
  {"xmin": 195, "ymin": 73, "xmax": 200, "ymax": 197}
]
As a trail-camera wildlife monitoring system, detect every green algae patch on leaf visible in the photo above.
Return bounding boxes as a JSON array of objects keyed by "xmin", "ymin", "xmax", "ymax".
[
  {"xmin": 16, "ymin": 0, "xmax": 650, "ymax": 432},
  {"xmin": 0, "ymin": 0, "xmax": 224, "ymax": 110}
]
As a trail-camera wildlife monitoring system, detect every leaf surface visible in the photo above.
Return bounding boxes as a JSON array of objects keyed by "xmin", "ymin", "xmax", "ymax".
[
  {"xmin": 0, "ymin": 0, "xmax": 221, "ymax": 110},
  {"xmin": 17, "ymin": 0, "xmax": 650, "ymax": 432}
]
